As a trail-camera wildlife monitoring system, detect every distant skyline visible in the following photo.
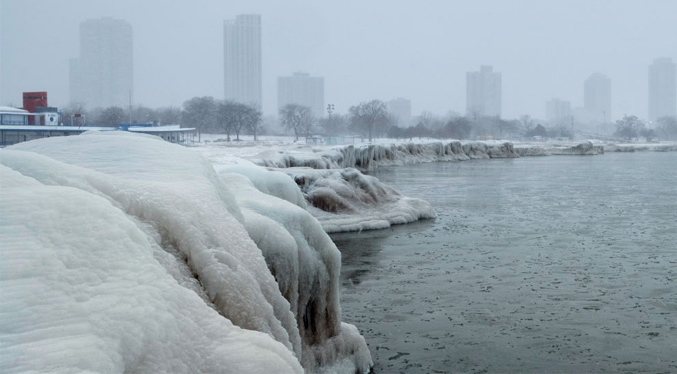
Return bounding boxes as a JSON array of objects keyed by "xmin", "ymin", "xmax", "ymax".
[
  {"xmin": 278, "ymin": 72, "xmax": 324, "ymax": 117},
  {"xmin": 1, "ymin": 0, "xmax": 676, "ymax": 120},
  {"xmin": 648, "ymin": 57, "xmax": 677, "ymax": 122},
  {"xmin": 466, "ymin": 65, "xmax": 502, "ymax": 118},
  {"xmin": 70, "ymin": 17, "xmax": 133, "ymax": 108},
  {"xmin": 224, "ymin": 14, "xmax": 262, "ymax": 108}
]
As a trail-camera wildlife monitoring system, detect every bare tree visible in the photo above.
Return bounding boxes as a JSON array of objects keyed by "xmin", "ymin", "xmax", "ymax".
[
  {"xmin": 60, "ymin": 103, "xmax": 88, "ymax": 126},
  {"xmin": 183, "ymin": 96, "xmax": 216, "ymax": 142},
  {"xmin": 157, "ymin": 106, "xmax": 182, "ymax": 125},
  {"xmin": 280, "ymin": 104, "xmax": 313, "ymax": 141},
  {"xmin": 656, "ymin": 116, "xmax": 677, "ymax": 140},
  {"xmin": 519, "ymin": 115, "xmax": 534, "ymax": 135},
  {"xmin": 319, "ymin": 113, "xmax": 347, "ymax": 136},
  {"xmin": 133, "ymin": 105, "xmax": 158, "ymax": 124},
  {"xmin": 245, "ymin": 106, "xmax": 263, "ymax": 141},
  {"xmin": 216, "ymin": 101, "xmax": 262, "ymax": 141},
  {"xmin": 96, "ymin": 106, "xmax": 126, "ymax": 127},
  {"xmin": 216, "ymin": 101, "xmax": 237, "ymax": 141},
  {"xmin": 348, "ymin": 100, "xmax": 388, "ymax": 142}
]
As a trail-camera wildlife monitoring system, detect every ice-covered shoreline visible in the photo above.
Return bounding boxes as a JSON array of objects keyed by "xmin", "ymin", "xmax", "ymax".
[
  {"xmin": 200, "ymin": 137, "xmax": 677, "ymax": 171},
  {"xmin": 197, "ymin": 138, "xmax": 675, "ymax": 233},
  {"xmin": 1, "ymin": 133, "xmax": 372, "ymax": 373}
]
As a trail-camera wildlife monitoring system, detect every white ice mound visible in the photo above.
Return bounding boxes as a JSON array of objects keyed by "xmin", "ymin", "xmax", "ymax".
[
  {"xmin": 0, "ymin": 164, "xmax": 302, "ymax": 374},
  {"xmin": 284, "ymin": 167, "xmax": 436, "ymax": 233},
  {"xmin": 1, "ymin": 132, "xmax": 370, "ymax": 373},
  {"xmin": 256, "ymin": 141, "xmax": 519, "ymax": 171},
  {"xmin": 218, "ymin": 169, "xmax": 372, "ymax": 371}
]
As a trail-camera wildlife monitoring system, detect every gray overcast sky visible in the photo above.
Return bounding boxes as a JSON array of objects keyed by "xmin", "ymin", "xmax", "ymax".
[{"xmin": 1, "ymin": 0, "xmax": 676, "ymax": 120}]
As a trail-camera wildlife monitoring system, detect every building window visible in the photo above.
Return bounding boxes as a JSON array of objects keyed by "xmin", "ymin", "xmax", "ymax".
[{"xmin": 2, "ymin": 114, "xmax": 28, "ymax": 125}]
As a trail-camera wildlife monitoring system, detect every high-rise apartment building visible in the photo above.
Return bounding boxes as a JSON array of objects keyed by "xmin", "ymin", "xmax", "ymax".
[
  {"xmin": 546, "ymin": 98, "xmax": 572, "ymax": 124},
  {"xmin": 583, "ymin": 73, "xmax": 611, "ymax": 123},
  {"xmin": 70, "ymin": 17, "xmax": 133, "ymax": 109},
  {"xmin": 648, "ymin": 57, "xmax": 677, "ymax": 122},
  {"xmin": 277, "ymin": 72, "xmax": 324, "ymax": 116},
  {"xmin": 224, "ymin": 14, "xmax": 262, "ymax": 108},
  {"xmin": 387, "ymin": 98, "xmax": 412, "ymax": 126},
  {"xmin": 466, "ymin": 65, "xmax": 501, "ymax": 118}
]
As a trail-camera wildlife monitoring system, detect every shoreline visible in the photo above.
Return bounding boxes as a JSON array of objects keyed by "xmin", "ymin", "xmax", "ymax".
[{"xmin": 198, "ymin": 139, "xmax": 676, "ymax": 234}]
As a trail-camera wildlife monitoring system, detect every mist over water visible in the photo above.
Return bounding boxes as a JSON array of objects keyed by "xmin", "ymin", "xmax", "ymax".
[{"xmin": 334, "ymin": 153, "xmax": 677, "ymax": 373}]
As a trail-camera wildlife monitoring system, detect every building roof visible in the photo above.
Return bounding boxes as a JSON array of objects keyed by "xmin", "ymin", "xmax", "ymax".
[
  {"xmin": 127, "ymin": 125, "xmax": 195, "ymax": 133},
  {"xmin": 0, "ymin": 106, "xmax": 28, "ymax": 114},
  {"xmin": 0, "ymin": 125, "xmax": 114, "ymax": 132}
]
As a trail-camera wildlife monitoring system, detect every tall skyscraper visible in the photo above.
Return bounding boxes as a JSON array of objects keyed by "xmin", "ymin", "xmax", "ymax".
[
  {"xmin": 546, "ymin": 98, "xmax": 572, "ymax": 123},
  {"xmin": 387, "ymin": 98, "xmax": 412, "ymax": 126},
  {"xmin": 466, "ymin": 65, "xmax": 501, "ymax": 118},
  {"xmin": 70, "ymin": 17, "xmax": 133, "ymax": 109},
  {"xmin": 277, "ymin": 72, "xmax": 324, "ymax": 116},
  {"xmin": 583, "ymin": 73, "xmax": 611, "ymax": 123},
  {"xmin": 224, "ymin": 14, "xmax": 262, "ymax": 109},
  {"xmin": 648, "ymin": 57, "xmax": 677, "ymax": 122}
]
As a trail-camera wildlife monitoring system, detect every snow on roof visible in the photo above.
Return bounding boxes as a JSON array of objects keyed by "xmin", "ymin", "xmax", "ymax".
[
  {"xmin": 0, "ymin": 125, "xmax": 114, "ymax": 132},
  {"xmin": 127, "ymin": 125, "xmax": 195, "ymax": 133},
  {"xmin": 0, "ymin": 106, "xmax": 28, "ymax": 113}
]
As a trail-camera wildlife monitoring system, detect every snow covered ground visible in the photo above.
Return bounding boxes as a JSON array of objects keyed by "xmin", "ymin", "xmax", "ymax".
[{"xmin": 1, "ymin": 132, "xmax": 371, "ymax": 373}]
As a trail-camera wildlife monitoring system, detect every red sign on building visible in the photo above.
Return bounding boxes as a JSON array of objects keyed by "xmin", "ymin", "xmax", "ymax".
[{"xmin": 23, "ymin": 92, "xmax": 48, "ymax": 125}]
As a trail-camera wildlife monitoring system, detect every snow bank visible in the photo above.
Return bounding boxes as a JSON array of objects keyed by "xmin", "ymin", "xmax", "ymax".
[
  {"xmin": 253, "ymin": 140, "xmax": 519, "ymax": 171},
  {"xmin": 1, "ymin": 132, "xmax": 371, "ymax": 373},
  {"xmin": 283, "ymin": 167, "xmax": 436, "ymax": 233}
]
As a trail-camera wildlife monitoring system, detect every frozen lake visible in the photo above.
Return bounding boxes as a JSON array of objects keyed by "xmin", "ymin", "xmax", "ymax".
[{"xmin": 333, "ymin": 152, "xmax": 677, "ymax": 373}]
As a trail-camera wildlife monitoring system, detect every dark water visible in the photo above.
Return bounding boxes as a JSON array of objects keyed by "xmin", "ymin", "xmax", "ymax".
[{"xmin": 333, "ymin": 152, "xmax": 677, "ymax": 374}]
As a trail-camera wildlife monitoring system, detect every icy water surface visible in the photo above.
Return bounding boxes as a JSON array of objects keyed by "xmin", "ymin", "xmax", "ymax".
[{"xmin": 333, "ymin": 152, "xmax": 677, "ymax": 373}]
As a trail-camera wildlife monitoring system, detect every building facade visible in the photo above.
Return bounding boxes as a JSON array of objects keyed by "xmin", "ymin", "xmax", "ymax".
[
  {"xmin": 466, "ymin": 65, "xmax": 501, "ymax": 118},
  {"xmin": 648, "ymin": 57, "xmax": 677, "ymax": 123},
  {"xmin": 545, "ymin": 98, "xmax": 572, "ymax": 124},
  {"xmin": 583, "ymin": 73, "xmax": 611, "ymax": 124},
  {"xmin": 224, "ymin": 14, "xmax": 262, "ymax": 109},
  {"xmin": 70, "ymin": 17, "xmax": 133, "ymax": 109},
  {"xmin": 387, "ymin": 98, "xmax": 412, "ymax": 126},
  {"xmin": 277, "ymin": 72, "xmax": 324, "ymax": 116}
]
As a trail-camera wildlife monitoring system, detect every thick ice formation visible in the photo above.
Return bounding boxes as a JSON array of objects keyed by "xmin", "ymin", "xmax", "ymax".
[
  {"xmin": 514, "ymin": 141, "xmax": 604, "ymax": 156},
  {"xmin": 200, "ymin": 141, "xmax": 510, "ymax": 232},
  {"xmin": 217, "ymin": 170, "xmax": 371, "ymax": 370},
  {"xmin": 604, "ymin": 143, "xmax": 677, "ymax": 152},
  {"xmin": 283, "ymin": 167, "xmax": 436, "ymax": 233},
  {"xmin": 252, "ymin": 140, "xmax": 519, "ymax": 171},
  {"xmin": 1, "ymin": 132, "xmax": 371, "ymax": 373}
]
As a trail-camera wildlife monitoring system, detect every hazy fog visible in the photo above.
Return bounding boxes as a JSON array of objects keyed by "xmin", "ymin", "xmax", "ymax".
[{"xmin": 1, "ymin": 0, "xmax": 675, "ymax": 119}]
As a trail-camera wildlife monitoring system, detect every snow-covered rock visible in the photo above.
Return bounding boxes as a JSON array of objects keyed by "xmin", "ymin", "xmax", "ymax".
[
  {"xmin": 0, "ymin": 132, "xmax": 371, "ymax": 373},
  {"xmin": 284, "ymin": 167, "xmax": 436, "ymax": 233}
]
